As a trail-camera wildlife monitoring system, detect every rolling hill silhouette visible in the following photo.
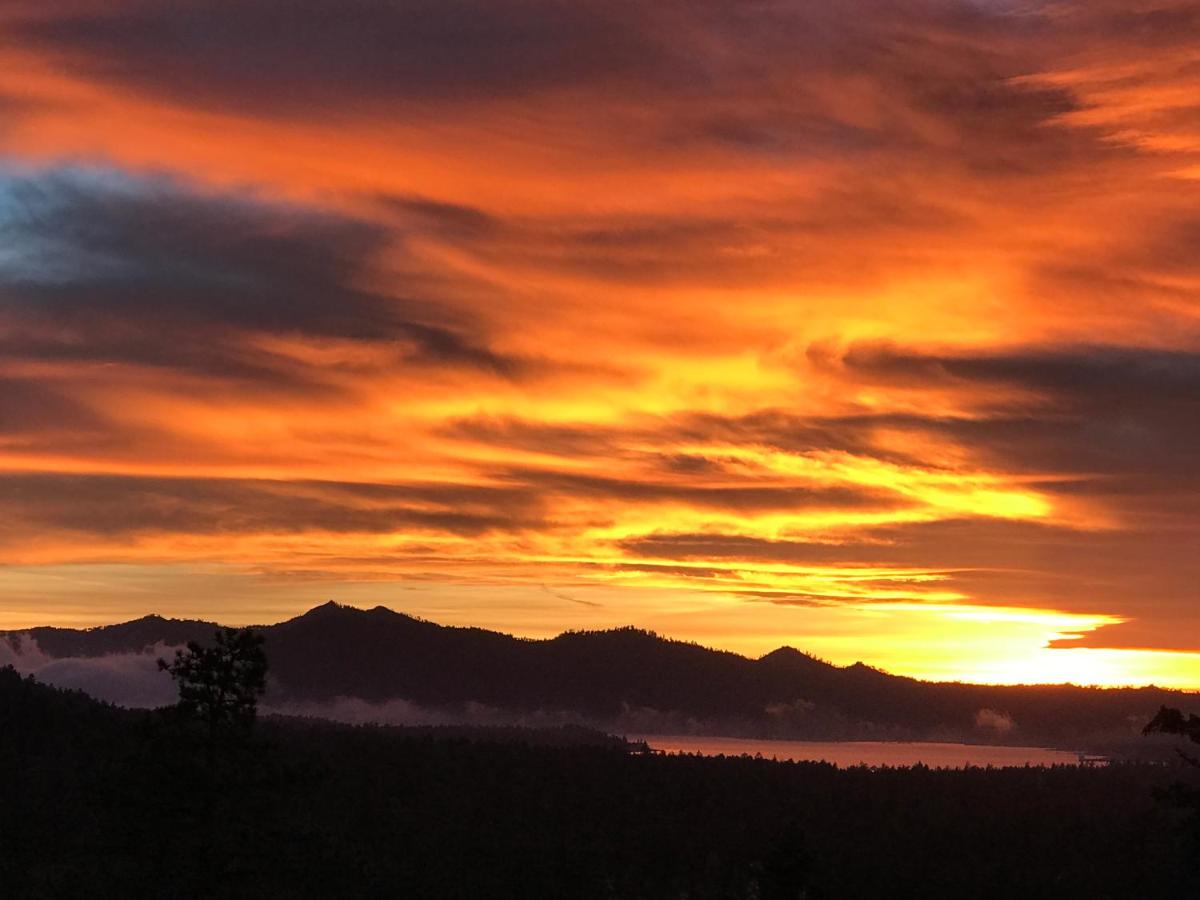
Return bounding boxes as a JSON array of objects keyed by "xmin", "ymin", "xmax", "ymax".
[{"xmin": 5, "ymin": 601, "xmax": 1192, "ymax": 747}]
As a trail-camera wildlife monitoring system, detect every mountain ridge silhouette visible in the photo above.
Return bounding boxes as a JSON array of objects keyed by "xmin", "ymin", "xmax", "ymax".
[{"xmin": 5, "ymin": 601, "xmax": 1193, "ymax": 746}]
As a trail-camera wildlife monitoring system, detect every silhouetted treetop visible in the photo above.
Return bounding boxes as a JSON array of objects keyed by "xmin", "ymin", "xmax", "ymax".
[
  {"xmin": 1145, "ymin": 705, "xmax": 1200, "ymax": 745},
  {"xmin": 159, "ymin": 626, "xmax": 267, "ymax": 731}
]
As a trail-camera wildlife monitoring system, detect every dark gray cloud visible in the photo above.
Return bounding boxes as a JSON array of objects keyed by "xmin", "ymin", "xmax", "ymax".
[
  {"xmin": 380, "ymin": 195, "xmax": 500, "ymax": 240},
  {"xmin": 441, "ymin": 417, "xmax": 630, "ymax": 459},
  {"xmin": 0, "ymin": 461, "xmax": 897, "ymax": 547},
  {"xmin": 0, "ymin": 377, "xmax": 105, "ymax": 435},
  {"xmin": 474, "ymin": 208, "xmax": 960, "ymax": 288},
  {"xmin": 6, "ymin": 0, "xmax": 1107, "ymax": 178},
  {"xmin": 371, "ymin": 190, "xmax": 970, "ymax": 292},
  {"xmin": 828, "ymin": 344, "xmax": 1200, "ymax": 483},
  {"xmin": 672, "ymin": 409, "xmax": 896, "ymax": 459},
  {"xmin": 12, "ymin": 0, "xmax": 684, "ymax": 111},
  {"xmin": 443, "ymin": 412, "xmax": 912, "ymax": 468},
  {"xmin": 497, "ymin": 466, "xmax": 897, "ymax": 513},
  {"xmin": 1048, "ymin": 0, "xmax": 1200, "ymax": 47},
  {"xmin": 619, "ymin": 533, "xmax": 868, "ymax": 566},
  {"xmin": 623, "ymin": 517, "xmax": 1169, "ymax": 576},
  {"xmin": 0, "ymin": 472, "xmax": 549, "ymax": 539},
  {"xmin": 0, "ymin": 166, "xmax": 519, "ymax": 386},
  {"xmin": 839, "ymin": 343, "xmax": 1200, "ymax": 401}
]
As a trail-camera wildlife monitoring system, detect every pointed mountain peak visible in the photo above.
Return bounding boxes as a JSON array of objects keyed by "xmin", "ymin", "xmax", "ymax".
[
  {"xmin": 289, "ymin": 602, "xmax": 420, "ymax": 629},
  {"xmin": 761, "ymin": 646, "xmax": 805, "ymax": 661},
  {"xmin": 758, "ymin": 646, "xmax": 830, "ymax": 669},
  {"xmin": 300, "ymin": 600, "xmax": 353, "ymax": 618},
  {"xmin": 845, "ymin": 661, "xmax": 891, "ymax": 679}
]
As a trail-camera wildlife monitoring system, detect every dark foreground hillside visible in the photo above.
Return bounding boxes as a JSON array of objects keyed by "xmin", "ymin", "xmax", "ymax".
[{"xmin": 2, "ymin": 667, "xmax": 1198, "ymax": 899}]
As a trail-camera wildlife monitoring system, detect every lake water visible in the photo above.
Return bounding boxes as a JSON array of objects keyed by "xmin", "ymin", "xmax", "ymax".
[{"xmin": 633, "ymin": 735, "xmax": 1083, "ymax": 768}]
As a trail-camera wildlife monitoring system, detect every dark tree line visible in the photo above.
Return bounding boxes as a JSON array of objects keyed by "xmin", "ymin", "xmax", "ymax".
[
  {"xmin": 1145, "ymin": 704, "xmax": 1200, "ymax": 880},
  {"xmin": 1, "ymin": 631, "xmax": 1198, "ymax": 898}
]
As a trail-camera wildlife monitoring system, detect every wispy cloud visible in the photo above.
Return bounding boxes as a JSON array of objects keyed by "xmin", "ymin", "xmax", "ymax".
[{"xmin": 1, "ymin": 0, "xmax": 1200, "ymax": 682}]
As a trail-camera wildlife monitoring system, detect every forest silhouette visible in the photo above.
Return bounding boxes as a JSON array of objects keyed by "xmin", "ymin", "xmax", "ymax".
[{"xmin": 3, "ymin": 627, "xmax": 1200, "ymax": 898}]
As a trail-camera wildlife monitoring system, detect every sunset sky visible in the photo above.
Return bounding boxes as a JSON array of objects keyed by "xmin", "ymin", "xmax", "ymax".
[{"xmin": 2, "ymin": 0, "xmax": 1200, "ymax": 686}]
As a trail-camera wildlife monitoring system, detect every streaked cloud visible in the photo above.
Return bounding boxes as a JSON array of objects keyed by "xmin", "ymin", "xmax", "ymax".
[{"xmin": 1, "ymin": 0, "xmax": 1199, "ymax": 684}]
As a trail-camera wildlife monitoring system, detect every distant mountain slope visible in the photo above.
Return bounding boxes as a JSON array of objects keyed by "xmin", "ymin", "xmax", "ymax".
[
  {"xmin": 4, "ymin": 601, "xmax": 1193, "ymax": 747},
  {"xmin": 12, "ymin": 614, "xmax": 216, "ymax": 658}
]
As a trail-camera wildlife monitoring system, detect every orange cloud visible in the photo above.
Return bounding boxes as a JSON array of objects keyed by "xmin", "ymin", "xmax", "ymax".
[{"xmin": 2, "ymin": 0, "xmax": 1200, "ymax": 685}]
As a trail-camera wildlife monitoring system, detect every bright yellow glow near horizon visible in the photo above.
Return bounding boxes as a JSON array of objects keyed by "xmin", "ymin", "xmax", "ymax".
[{"xmin": 5, "ymin": 567, "xmax": 1200, "ymax": 690}]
